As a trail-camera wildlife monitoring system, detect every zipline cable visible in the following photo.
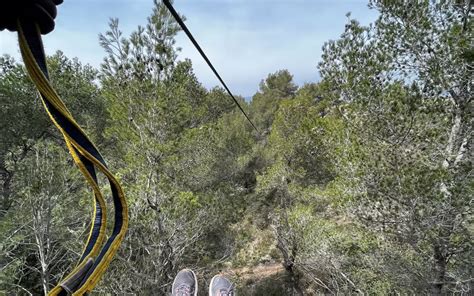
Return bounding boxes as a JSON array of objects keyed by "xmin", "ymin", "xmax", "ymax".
[{"xmin": 162, "ymin": 0, "xmax": 259, "ymax": 133}]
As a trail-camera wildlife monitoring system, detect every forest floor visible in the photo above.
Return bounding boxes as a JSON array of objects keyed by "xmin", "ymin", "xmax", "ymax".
[
  {"xmin": 222, "ymin": 263, "xmax": 289, "ymax": 296},
  {"xmin": 224, "ymin": 262, "xmax": 284, "ymax": 280}
]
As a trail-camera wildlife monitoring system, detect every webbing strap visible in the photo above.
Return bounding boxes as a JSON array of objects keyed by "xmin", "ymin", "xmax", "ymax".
[{"xmin": 17, "ymin": 20, "xmax": 128, "ymax": 295}]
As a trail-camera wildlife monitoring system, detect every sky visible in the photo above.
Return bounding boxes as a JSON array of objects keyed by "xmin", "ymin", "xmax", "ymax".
[{"xmin": 0, "ymin": 0, "xmax": 378, "ymax": 97}]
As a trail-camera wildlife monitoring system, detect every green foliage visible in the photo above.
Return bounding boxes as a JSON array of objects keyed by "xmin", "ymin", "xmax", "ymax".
[
  {"xmin": 318, "ymin": 1, "xmax": 473, "ymax": 294},
  {"xmin": 1, "ymin": 141, "xmax": 89, "ymax": 294},
  {"xmin": 250, "ymin": 69, "xmax": 298, "ymax": 131}
]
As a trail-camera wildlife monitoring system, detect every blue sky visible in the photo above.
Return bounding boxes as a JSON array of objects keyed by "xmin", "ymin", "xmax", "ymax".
[{"xmin": 0, "ymin": 0, "xmax": 378, "ymax": 97}]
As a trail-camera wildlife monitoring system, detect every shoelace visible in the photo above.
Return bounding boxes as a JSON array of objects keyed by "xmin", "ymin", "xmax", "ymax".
[
  {"xmin": 218, "ymin": 289, "xmax": 234, "ymax": 296},
  {"xmin": 175, "ymin": 284, "xmax": 192, "ymax": 296}
]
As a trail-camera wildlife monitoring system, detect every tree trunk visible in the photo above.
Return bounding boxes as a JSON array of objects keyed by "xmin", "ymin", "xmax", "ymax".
[
  {"xmin": 276, "ymin": 239, "xmax": 303, "ymax": 296},
  {"xmin": 34, "ymin": 208, "xmax": 50, "ymax": 296},
  {"xmin": 431, "ymin": 244, "xmax": 447, "ymax": 296},
  {"xmin": 0, "ymin": 160, "xmax": 13, "ymax": 218},
  {"xmin": 275, "ymin": 184, "xmax": 304, "ymax": 296},
  {"xmin": 432, "ymin": 102, "xmax": 469, "ymax": 295}
]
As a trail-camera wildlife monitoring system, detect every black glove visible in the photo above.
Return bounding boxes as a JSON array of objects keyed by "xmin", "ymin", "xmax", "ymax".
[{"xmin": 0, "ymin": 0, "xmax": 63, "ymax": 35}]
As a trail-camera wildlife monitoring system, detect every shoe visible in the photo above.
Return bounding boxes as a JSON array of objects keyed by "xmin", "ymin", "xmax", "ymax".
[
  {"xmin": 172, "ymin": 269, "xmax": 198, "ymax": 296},
  {"xmin": 209, "ymin": 275, "xmax": 235, "ymax": 296}
]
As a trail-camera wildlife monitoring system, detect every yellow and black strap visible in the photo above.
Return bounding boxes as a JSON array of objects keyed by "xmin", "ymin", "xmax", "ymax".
[{"xmin": 16, "ymin": 18, "xmax": 128, "ymax": 296}]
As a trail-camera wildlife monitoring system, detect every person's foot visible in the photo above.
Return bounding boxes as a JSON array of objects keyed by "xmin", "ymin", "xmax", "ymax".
[
  {"xmin": 172, "ymin": 269, "xmax": 198, "ymax": 296},
  {"xmin": 209, "ymin": 275, "xmax": 235, "ymax": 296}
]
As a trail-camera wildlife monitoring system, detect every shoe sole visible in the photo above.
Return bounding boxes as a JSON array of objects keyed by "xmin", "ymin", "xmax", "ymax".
[
  {"xmin": 209, "ymin": 275, "xmax": 218, "ymax": 296},
  {"xmin": 172, "ymin": 268, "xmax": 198, "ymax": 296}
]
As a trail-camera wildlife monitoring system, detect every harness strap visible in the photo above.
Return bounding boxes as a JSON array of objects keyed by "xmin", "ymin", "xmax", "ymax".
[{"xmin": 17, "ymin": 20, "xmax": 128, "ymax": 296}]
